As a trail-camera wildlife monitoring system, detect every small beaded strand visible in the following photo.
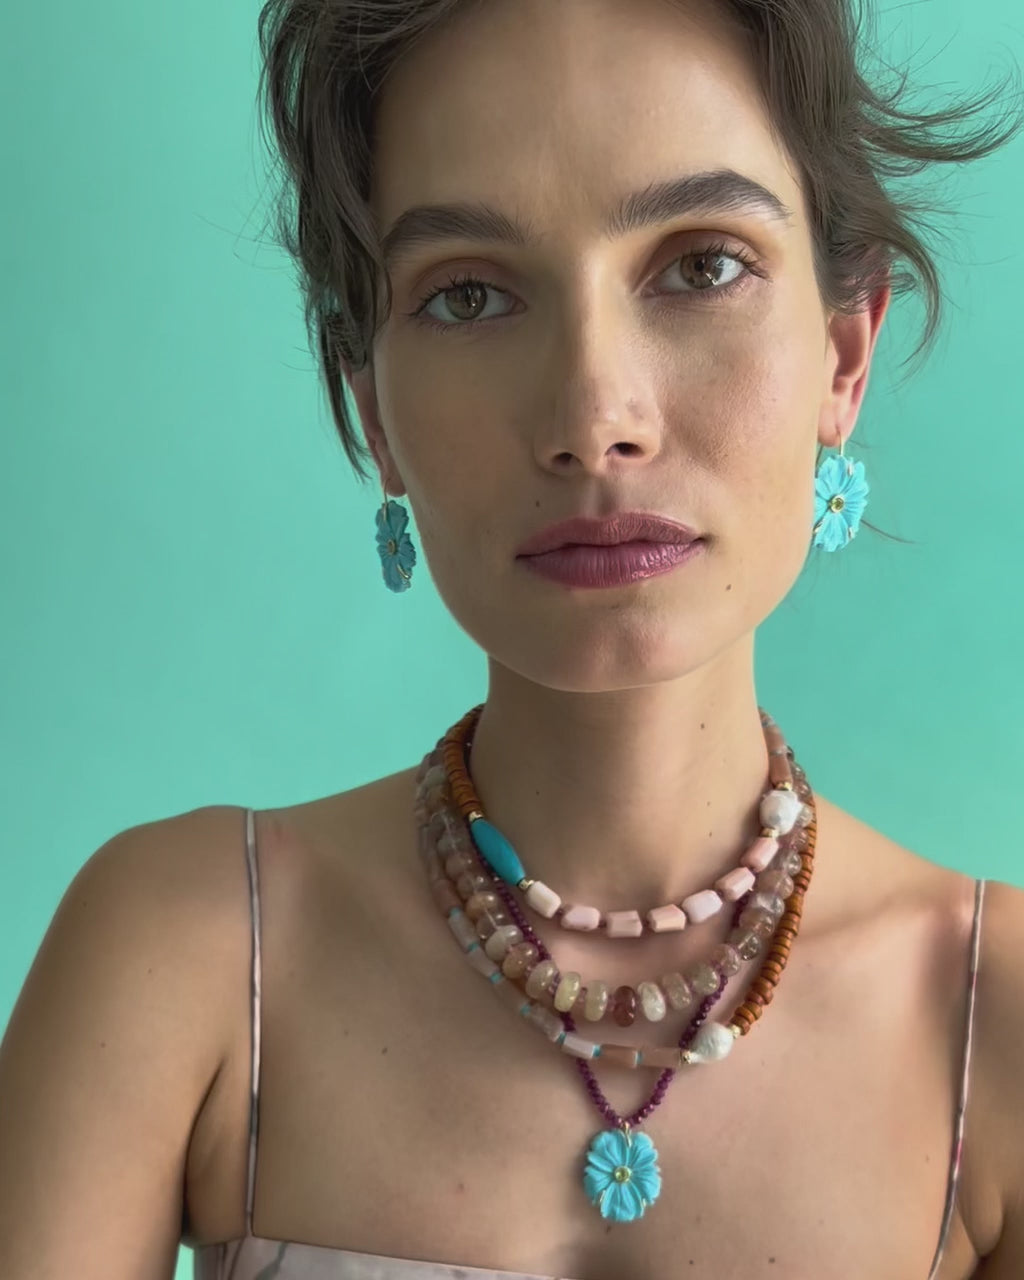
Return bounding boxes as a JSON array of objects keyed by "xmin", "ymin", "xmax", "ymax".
[
  {"xmin": 422, "ymin": 794, "xmax": 746, "ymax": 1067},
  {"xmin": 419, "ymin": 774, "xmax": 742, "ymax": 1126},
  {"xmin": 441, "ymin": 705, "xmax": 799, "ymax": 939},
  {"xmin": 415, "ymin": 716, "xmax": 818, "ymax": 1132},
  {"xmin": 420, "ymin": 740, "xmax": 814, "ymax": 1042},
  {"xmin": 439, "ymin": 705, "xmax": 817, "ymax": 1037}
]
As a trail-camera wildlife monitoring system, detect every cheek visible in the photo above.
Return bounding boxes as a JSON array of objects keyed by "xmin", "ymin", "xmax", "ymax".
[
  {"xmin": 373, "ymin": 384, "xmax": 505, "ymax": 581},
  {"xmin": 678, "ymin": 313, "xmax": 822, "ymax": 482},
  {"xmin": 668, "ymin": 332, "xmax": 822, "ymax": 596}
]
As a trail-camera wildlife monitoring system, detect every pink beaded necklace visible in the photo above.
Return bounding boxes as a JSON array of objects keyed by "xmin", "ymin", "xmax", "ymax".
[{"xmin": 415, "ymin": 705, "xmax": 817, "ymax": 1223}]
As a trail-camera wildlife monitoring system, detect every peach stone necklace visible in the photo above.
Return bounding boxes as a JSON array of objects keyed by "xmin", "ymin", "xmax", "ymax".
[{"xmin": 414, "ymin": 704, "xmax": 818, "ymax": 1222}]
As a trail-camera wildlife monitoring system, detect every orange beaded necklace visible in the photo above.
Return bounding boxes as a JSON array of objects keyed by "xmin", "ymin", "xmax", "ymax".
[{"xmin": 414, "ymin": 704, "xmax": 817, "ymax": 1222}]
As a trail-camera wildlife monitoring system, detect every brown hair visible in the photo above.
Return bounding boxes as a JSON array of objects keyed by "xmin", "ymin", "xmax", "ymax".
[{"xmin": 254, "ymin": 0, "xmax": 1023, "ymax": 498}]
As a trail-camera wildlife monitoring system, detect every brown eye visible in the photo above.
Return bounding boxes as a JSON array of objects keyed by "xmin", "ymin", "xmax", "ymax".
[
  {"xmin": 442, "ymin": 280, "xmax": 489, "ymax": 321},
  {"xmin": 414, "ymin": 273, "xmax": 510, "ymax": 328},
  {"xmin": 687, "ymin": 251, "xmax": 727, "ymax": 287},
  {"xmin": 673, "ymin": 248, "xmax": 746, "ymax": 292}
]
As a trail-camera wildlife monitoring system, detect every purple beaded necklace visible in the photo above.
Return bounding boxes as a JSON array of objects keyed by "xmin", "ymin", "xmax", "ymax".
[{"xmin": 421, "ymin": 719, "xmax": 811, "ymax": 1223}]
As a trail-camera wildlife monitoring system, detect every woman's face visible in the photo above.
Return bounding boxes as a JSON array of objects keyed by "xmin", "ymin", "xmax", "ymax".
[{"xmin": 349, "ymin": 0, "xmax": 884, "ymax": 692}]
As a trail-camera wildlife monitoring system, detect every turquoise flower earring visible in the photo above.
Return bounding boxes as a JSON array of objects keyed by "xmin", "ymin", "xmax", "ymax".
[
  {"xmin": 812, "ymin": 429, "xmax": 869, "ymax": 552},
  {"xmin": 376, "ymin": 481, "xmax": 417, "ymax": 592}
]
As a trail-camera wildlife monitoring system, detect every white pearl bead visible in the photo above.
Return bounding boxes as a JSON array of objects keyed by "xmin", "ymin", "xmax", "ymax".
[
  {"xmin": 688, "ymin": 1022, "xmax": 736, "ymax": 1064},
  {"xmin": 760, "ymin": 788, "xmax": 803, "ymax": 835}
]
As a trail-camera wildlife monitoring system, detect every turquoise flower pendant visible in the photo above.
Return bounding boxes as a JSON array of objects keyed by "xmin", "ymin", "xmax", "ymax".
[
  {"xmin": 812, "ymin": 454, "xmax": 869, "ymax": 552},
  {"xmin": 376, "ymin": 499, "xmax": 417, "ymax": 592},
  {"xmin": 583, "ymin": 1126, "xmax": 662, "ymax": 1221}
]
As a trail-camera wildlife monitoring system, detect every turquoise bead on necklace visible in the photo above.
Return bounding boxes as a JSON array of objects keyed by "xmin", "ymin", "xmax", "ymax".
[{"xmin": 467, "ymin": 815, "xmax": 525, "ymax": 886}]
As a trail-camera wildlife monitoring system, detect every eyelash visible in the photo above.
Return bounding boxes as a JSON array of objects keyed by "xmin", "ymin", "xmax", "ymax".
[{"xmin": 408, "ymin": 241, "xmax": 765, "ymax": 332}]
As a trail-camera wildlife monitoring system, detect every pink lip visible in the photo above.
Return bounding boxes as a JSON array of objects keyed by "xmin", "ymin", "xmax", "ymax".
[
  {"xmin": 519, "ymin": 538, "xmax": 705, "ymax": 588},
  {"xmin": 516, "ymin": 511, "xmax": 701, "ymax": 557}
]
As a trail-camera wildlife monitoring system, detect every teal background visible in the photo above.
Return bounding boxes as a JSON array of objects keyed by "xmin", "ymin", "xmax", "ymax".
[{"xmin": 2, "ymin": 2, "xmax": 1023, "ymax": 1275}]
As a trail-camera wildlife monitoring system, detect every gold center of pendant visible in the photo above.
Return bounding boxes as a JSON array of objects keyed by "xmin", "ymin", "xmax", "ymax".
[
  {"xmin": 828, "ymin": 495, "xmax": 846, "ymax": 514},
  {"xmin": 613, "ymin": 1166, "xmax": 632, "ymax": 1183}
]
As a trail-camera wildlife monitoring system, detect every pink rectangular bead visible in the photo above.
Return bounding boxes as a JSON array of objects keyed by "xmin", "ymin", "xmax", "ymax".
[
  {"xmin": 715, "ymin": 866, "xmax": 756, "ymax": 902},
  {"xmin": 597, "ymin": 1045, "xmax": 640, "ymax": 1069},
  {"xmin": 646, "ymin": 904, "xmax": 688, "ymax": 933},
  {"xmin": 605, "ymin": 910, "xmax": 643, "ymax": 938},
  {"xmin": 742, "ymin": 835, "xmax": 779, "ymax": 872},
  {"xmin": 561, "ymin": 1032, "xmax": 600, "ymax": 1059},
  {"xmin": 561, "ymin": 903, "xmax": 602, "ymax": 931},
  {"xmin": 681, "ymin": 889, "xmax": 723, "ymax": 924},
  {"xmin": 638, "ymin": 1046, "xmax": 685, "ymax": 1069}
]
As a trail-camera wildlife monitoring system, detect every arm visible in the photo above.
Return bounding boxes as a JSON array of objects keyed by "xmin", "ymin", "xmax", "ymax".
[{"xmin": 0, "ymin": 805, "xmax": 249, "ymax": 1279}]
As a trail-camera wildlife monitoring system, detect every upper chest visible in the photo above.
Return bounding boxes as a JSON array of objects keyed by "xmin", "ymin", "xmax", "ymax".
[{"xmin": 183, "ymin": 797, "xmax": 995, "ymax": 1279}]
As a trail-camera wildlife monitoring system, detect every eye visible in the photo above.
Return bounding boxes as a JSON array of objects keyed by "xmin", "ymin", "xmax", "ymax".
[
  {"xmin": 409, "ymin": 242, "xmax": 764, "ymax": 332},
  {"xmin": 411, "ymin": 273, "xmax": 514, "ymax": 330},
  {"xmin": 657, "ymin": 242, "xmax": 760, "ymax": 296}
]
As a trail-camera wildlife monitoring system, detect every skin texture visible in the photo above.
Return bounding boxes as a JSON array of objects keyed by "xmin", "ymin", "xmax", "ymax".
[
  {"xmin": 347, "ymin": 0, "xmax": 890, "ymax": 914},
  {"xmin": 4, "ymin": 2, "xmax": 1024, "ymax": 1277}
]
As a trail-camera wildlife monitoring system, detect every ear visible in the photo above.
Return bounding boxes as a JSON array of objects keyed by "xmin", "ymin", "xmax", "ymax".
[
  {"xmin": 343, "ymin": 357, "xmax": 408, "ymax": 497},
  {"xmin": 819, "ymin": 283, "xmax": 891, "ymax": 448}
]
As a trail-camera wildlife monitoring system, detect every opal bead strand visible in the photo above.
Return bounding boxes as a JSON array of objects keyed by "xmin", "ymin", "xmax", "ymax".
[
  {"xmin": 416, "ymin": 766, "xmax": 749, "ymax": 1068},
  {"xmin": 429, "ymin": 780, "xmax": 808, "ymax": 1031},
  {"xmin": 412, "ymin": 708, "xmax": 819, "ymax": 1222},
  {"xmin": 429, "ymin": 705, "xmax": 813, "ymax": 1027},
  {"xmin": 414, "ymin": 743, "xmax": 817, "ymax": 1063}
]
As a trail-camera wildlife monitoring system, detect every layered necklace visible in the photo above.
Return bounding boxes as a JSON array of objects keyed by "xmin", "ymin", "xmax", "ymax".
[{"xmin": 413, "ymin": 704, "xmax": 816, "ymax": 1222}]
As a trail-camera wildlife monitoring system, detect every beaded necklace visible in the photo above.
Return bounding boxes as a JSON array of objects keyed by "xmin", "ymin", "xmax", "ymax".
[{"xmin": 414, "ymin": 704, "xmax": 817, "ymax": 1222}]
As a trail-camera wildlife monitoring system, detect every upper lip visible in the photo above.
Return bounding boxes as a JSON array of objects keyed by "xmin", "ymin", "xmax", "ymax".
[{"xmin": 516, "ymin": 511, "xmax": 703, "ymax": 556}]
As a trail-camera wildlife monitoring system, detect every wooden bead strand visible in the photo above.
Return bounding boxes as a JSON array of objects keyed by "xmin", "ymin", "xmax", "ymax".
[{"xmin": 414, "ymin": 717, "xmax": 818, "ymax": 1073}]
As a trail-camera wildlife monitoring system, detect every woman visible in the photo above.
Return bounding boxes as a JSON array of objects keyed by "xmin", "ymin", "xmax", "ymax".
[{"xmin": 2, "ymin": 0, "xmax": 1024, "ymax": 1276}]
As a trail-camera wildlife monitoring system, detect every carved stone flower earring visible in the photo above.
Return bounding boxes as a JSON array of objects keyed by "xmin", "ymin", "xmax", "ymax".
[
  {"xmin": 812, "ymin": 429, "xmax": 869, "ymax": 552},
  {"xmin": 375, "ymin": 480, "xmax": 417, "ymax": 592}
]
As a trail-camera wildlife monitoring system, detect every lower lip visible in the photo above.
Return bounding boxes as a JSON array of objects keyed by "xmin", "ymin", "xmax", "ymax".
[{"xmin": 518, "ymin": 539, "xmax": 705, "ymax": 588}]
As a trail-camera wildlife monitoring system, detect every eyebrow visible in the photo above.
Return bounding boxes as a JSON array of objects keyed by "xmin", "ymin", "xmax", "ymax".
[{"xmin": 380, "ymin": 168, "xmax": 794, "ymax": 271}]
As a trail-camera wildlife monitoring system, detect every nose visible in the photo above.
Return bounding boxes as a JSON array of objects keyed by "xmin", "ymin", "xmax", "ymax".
[{"xmin": 534, "ymin": 306, "xmax": 664, "ymax": 477}]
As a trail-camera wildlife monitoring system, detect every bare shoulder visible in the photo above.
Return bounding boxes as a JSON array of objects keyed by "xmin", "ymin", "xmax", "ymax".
[
  {"xmin": 967, "ymin": 876, "xmax": 1024, "ymax": 1275},
  {"xmin": 0, "ymin": 802, "xmax": 255, "ymax": 1276}
]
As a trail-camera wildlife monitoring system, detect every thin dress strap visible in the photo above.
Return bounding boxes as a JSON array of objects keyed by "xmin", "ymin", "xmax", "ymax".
[
  {"xmin": 926, "ymin": 876, "xmax": 986, "ymax": 1280},
  {"xmin": 243, "ymin": 807, "xmax": 263, "ymax": 1238}
]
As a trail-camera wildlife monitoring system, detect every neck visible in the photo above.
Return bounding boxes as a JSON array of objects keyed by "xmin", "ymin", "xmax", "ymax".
[{"xmin": 465, "ymin": 645, "xmax": 774, "ymax": 913}]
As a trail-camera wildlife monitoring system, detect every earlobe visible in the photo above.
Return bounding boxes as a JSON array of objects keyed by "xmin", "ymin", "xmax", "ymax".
[
  {"xmin": 345, "ymin": 361, "xmax": 407, "ymax": 497},
  {"xmin": 819, "ymin": 285, "xmax": 892, "ymax": 448}
]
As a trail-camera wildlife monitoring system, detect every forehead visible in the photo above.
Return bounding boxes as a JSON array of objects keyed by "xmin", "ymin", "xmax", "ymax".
[{"xmin": 370, "ymin": 0, "xmax": 805, "ymax": 236}]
